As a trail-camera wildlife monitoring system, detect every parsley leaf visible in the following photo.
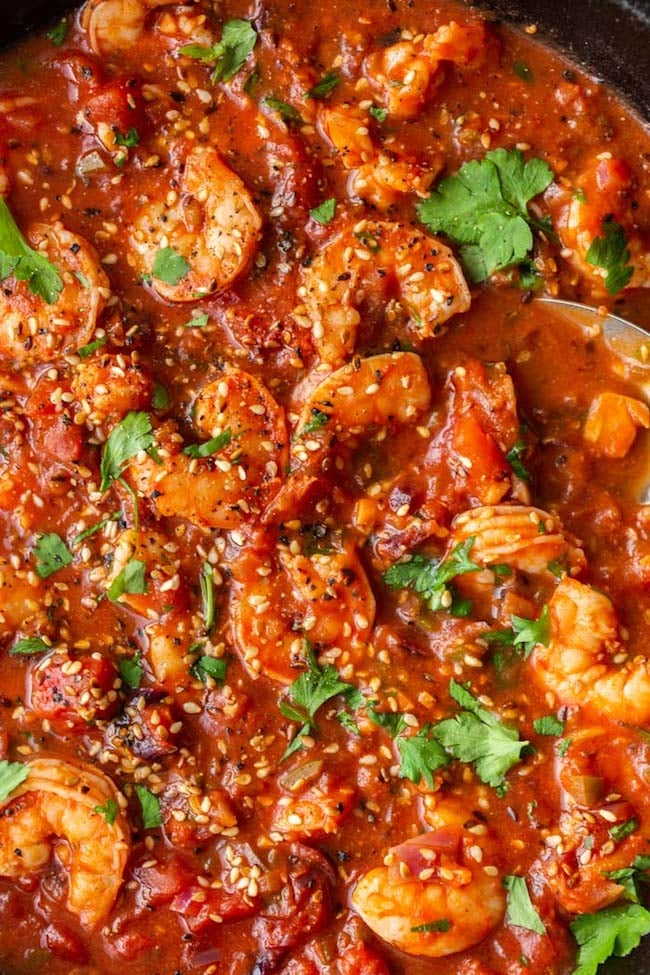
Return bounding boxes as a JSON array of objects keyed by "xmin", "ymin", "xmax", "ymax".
[
  {"xmin": 152, "ymin": 381, "xmax": 170, "ymax": 410},
  {"xmin": 108, "ymin": 560, "xmax": 147, "ymax": 602},
  {"xmin": 100, "ymin": 411, "xmax": 156, "ymax": 491},
  {"xmin": 511, "ymin": 606, "xmax": 550, "ymax": 658},
  {"xmin": 298, "ymin": 409, "xmax": 329, "ymax": 437},
  {"xmin": 0, "ymin": 198, "xmax": 63, "ymax": 303},
  {"xmin": 200, "ymin": 562, "xmax": 216, "ymax": 633},
  {"xmin": 179, "ymin": 19, "xmax": 257, "ymax": 83},
  {"xmin": 433, "ymin": 680, "xmax": 529, "ymax": 791},
  {"xmin": 533, "ymin": 714, "xmax": 565, "ymax": 736},
  {"xmin": 504, "ymin": 875, "xmax": 546, "ymax": 934},
  {"xmin": 264, "ymin": 96, "xmax": 303, "ymax": 123},
  {"xmin": 9, "ymin": 636, "xmax": 50, "ymax": 656},
  {"xmin": 585, "ymin": 219, "xmax": 633, "ymax": 295},
  {"xmin": 72, "ymin": 511, "xmax": 121, "ymax": 547},
  {"xmin": 135, "ymin": 785, "xmax": 162, "ymax": 829},
  {"xmin": 78, "ymin": 335, "xmax": 107, "ymax": 359},
  {"xmin": 0, "ymin": 761, "xmax": 29, "ymax": 802},
  {"xmin": 557, "ymin": 737, "xmax": 572, "ymax": 757},
  {"xmin": 570, "ymin": 904, "xmax": 650, "ymax": 975},
  {"xmin": 119, "ymin": 652, "xmax": 143, "ymax": 690},
  {"xmin": 152, "ymin": 246, "xmax": 190, "ymax": 286},
  {"xmin": 191, "ymin": 655, "xmax": 227, "ymax": 684},
  {"xmin": 94, "ymin": 797, "xmax": 120, "ymax": 825},
  {"xmin": 505, "ymin": 438, "xmax": 530, "ymax": 482},
  {"xmin": 512, "ymin": 61, "xmax": 534, "ymax": 82},
  {"xmin": 33, "ymin": 533, "xmax": 73, "ymax": 579},
  {"xmin": 609, "ymin": 818, "xmax": 639, "ymax": 843},
  {"xmin": 384, "ymin": 537, "xmax": 480, "ymax": 612},
  {"xmin": 184, "ymin": 312, "xmax": 209, "ymax": 328},
  {"xmin": 305, "ymin": 70, "xmax": 340, "ymax": 100},
  {"xmin": 114, "ymin": 127, "xmax": 140, "ymax": 148},
  {"xmin": 369, "ymin": 105, "xmax": 388, "ymax": 123},
  {"xmin": 367, "ymin": 706, "xmax": 407, "ymax": 738},
  {"xmin": 411, "ymin": 919, "xmax": 451, "ymax": 933},
  {"xmin": 606, "ymin": 855, "xmax": 650, "ymax": 904},
  {"xmin": 417, "ymin": 148, "xmax": 554, "ymax": 282},
  {"xmin": 183, "ymin": 428, "xmax": 232, "ymax": 458},
  {"xmin": 309, "ymin": 198, "xmax": 337, "ymax": 225},
  {"xmin": 47, "ymin": 20, "xmax": 68, "ymax": 46},
  {"xmin": 397, "ymin": 726, "xmax": 450, "ymax": 788}
]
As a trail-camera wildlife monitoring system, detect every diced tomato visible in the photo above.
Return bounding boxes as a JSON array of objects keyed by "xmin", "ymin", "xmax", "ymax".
[
  {"xmin": 80, "ymin": 77, "xmax": 146, "ymax": 147},
  {"xmin": 25, "ymin": 378, "xmax": 84, "ymax": 462},
  {"xmin": 111, "ymin": 930, "xmax": 156, "ymax": 960},
  {"xmin": 170, "ymin": 885, "xmax": 259, "ymax": 933},
  {"xmin": 337, "ymin": 942, "xmax": 390, "ymax": 975},
  {"xmin": 28, "ymin": 650, "xmax": 120, "ymax": 728},
  {"xmin": 134, "ymin": 853, "xmax": 195, "ymax": 909},
  {"xmin": 452, "ymin": 413, "xmax": 511, "ymax": 504},
  {"xmin": 41, "ymin": 924, "xmax": 88, "ymax": 964}
]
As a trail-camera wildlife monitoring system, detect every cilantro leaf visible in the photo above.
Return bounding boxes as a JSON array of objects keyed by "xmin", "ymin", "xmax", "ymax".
[
  {"xmin": 504, "ymin": 875, "xmax": 546, "ymax": 934},
  {"xmin": 191, "ymin": 655, "xmax": 227, "ymax": 684},
  {"xmin": 0, "ymin": 198, "xmax": 63, "ymax": 303},
  {"xmin": 9, "ymin": 636, "xmax": 50, "ymax": 656},
  {"xmin": 200, "ymin": 562, "xmax": 216, "ymax": 633},
  {"xmin": 94, "ymin": 797, "xmax": 120, "ymax": 825},
  {"xmin": 78, "ymin": 335, "xmax": 107, "ymax": 359},
  {"xmin": 511, "ymin": 606, "xmax": 550, "ymax": 658},
  {"xmin": 264, "ymin": 96, "xmax": 303, "ymax": 123},
  {"xmin": 433, "ymin": 680, "xmax": 529, "ymax": 791},
  {"xmin": 309, "ymin": 198, "xmax": 337, "ymax": 225},
  {"xmin": 367, "ymin": 706, "xmax": 407, "ymax": 738},
  {"xmin": 72, "ymin": 511, "xmax": 121, "ymax": 547},
  {"xmin": 47, "ymin": 20, "xmax": 68, "ymax": 47},
  {"xmin": 417, "ymin": 149, "xmax": 554, "ymax": 282},
  {"xmin": 114, "ymin": 127, "xmax": 140, "ymax": 148},
  {"xmin": 411, "ymin": 919, "xmax": 451, "ymax": 933},
  {"xmin": 119, "ymin": 652, "xmax": 143, "ymax": 690},
  {"xmin": 384, "ymin": 537, "xmax": 480, "ymax": 612},
  {"xmin": 183, "ymin": 428, "xmax": 232, "ymax": 458},
  {"xmin": 505, "ymin": 438, "xmax": 530, "ymax": 482},
  {"xmin": 152, "ymin": 246, "xmax": 190, "ymax": 286},
  {"xmin": 108, "ymin": 560, "xmax": 147, "ymax": 603},
  {"xmin": 152, "ymin": 381, "xmax": 170, "ymax": 410},
  {"xmin": 606, "ymin": 855, "xmax": 650, "ymax": 904},
  {"xmin": 609, "ymin": 818, "xmax": 639, "ymax": 843},
  {"xmin": 305, "ymin": 70, "xmax": 340, "ymax": 100},
  {"xmin": 298, "ymin": 409, "xmax": 329, "ymax": 437},
  {"xmin": 397, "ymin": 726, "xmax": 450, "ymax": 788},
  {"xmin": 533, "ymin": 714, "xmax": 565, "ymax": 736},
  {"xmin": 100, "ymin": 411, "xmax": 156, "ymax": 491},
  {"xmin": 179, "ymin": 19, "xmax": 257, "ymax": 83},
  {"xmin": 369, "ymin": 105, "xmax": 387, "ymax": 123},
  {"xmin": 33, "ymin": 533, "xmax": 73, "ymax": 579},
  {"xmin": 513, "ymin": 61, "xmax": 534, "ymax": 82},
  {"xmin": 135, "ymin": 785, "xmax": 162, "ymax": 829},
  {"xmin": 557, "ymin": 737, "xmax": 572, "ymax": 757},
  {"xmin": 0, "ymin": 761, "xmax": 29, "ymax": 802},
  {"xmin": 184, "ymin": 312, "xmax": 209, "ymax": 328},
  {"xmin": 570, "ymin": 904, "xmax": 650, "ymax": 975},
  {"xmin": 585, "ymin": 219, "xmax": 633, "ymax": 296}
]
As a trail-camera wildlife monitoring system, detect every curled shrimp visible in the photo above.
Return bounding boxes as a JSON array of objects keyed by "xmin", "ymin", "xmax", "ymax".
[
  {"xmin": 296, "ymin": 221, "xmax": 469, "ymax": 366},
  {"xmin": 0, "ymin": 222, "xmax": 108, "ymax": 364},
  {"xmin": 129, "ymin": 366, "xmax": 288, "ymax": 529},
  {"xmin": 0, "ymin": 758, "xmax": 130, "ymax": 928},
  {"xmin": 351, "ymin": 795, "xmax": 505, "ymax": 957},
  {"xmin": 81, "ymin": 0, "xmax": 176, "ymax": 56},
  {"xmin": 229, "ymin": 536, "xmax": 376, "ymax": 683},
  {"xmin": 130, "ymin": 144, "xmax": 262, "ymax": 302},
  {"xmin": 533, "ymin": 577, "xmax": 650, "ymax": 724}
]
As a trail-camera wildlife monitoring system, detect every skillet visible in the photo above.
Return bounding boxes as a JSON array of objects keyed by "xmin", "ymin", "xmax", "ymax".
[{"xmin": 1, "ymin": 1, "xmax": 649, "ymax": 973}]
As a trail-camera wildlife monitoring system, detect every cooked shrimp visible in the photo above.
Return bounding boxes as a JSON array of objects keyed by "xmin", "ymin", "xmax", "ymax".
[
  {"xmin": 270, "ymin": 766, "xmax": 355, "ymax": 841},
  {"xmin": 583, "ymin": 391, "xmax": 650, "ymax": 458},
  {"xmin": 364, "ymin": 22, "xmax": 486, "ymax": 119},
  {"xmin": 104, "ymin": 528, "xmax": 187, "ymax": 618},
  {"xmin": 450, "ymin": 504, "xmax": 586, "ymax": 577},
  {"xmin": 533, "ymin": 577, "xmax": 650, "ymax": 724},
  {"xmin": 0, "ymin": 222, "xmax": 108, "ymax": 364},
  {"xmin": 129, "ymin": 366, "xmax": 287, "ymax": 529},
  {"xmin": 146, "ymin": 611, "xmax": 197, "ymax": 691},
  {"xmin": 0, "ymin": 758, "xmax": 130, "ymax": 928},
  {"xmin": 229, "ymin": 537, "xmax": 376, "ymax": 683},
  {"xmin": 0, "ymin": 556, "xmax": 44, "ymax": 635},
  {"xmin": 352, "ymin": 795, "xmax": 505, "ymax": 957},
  {"xmin": 130, "ymin": 144, "xmax": 262, "ymax": 302},
  {"xmin": 81, "ymin": 0, "xmax": 176, "ymax": 56},
  {"xmin": 71, "ymin": 352, "xmax": 153, "ymax": 430},
  {"xmin": 296, "ymin": 222, "xmax": 470, "ymax": 366}
]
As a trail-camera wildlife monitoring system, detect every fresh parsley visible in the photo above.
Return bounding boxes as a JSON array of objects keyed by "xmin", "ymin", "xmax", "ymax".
[
  {"xmin": 191, "ymin": 655, "xmax": 227, "ymax": 684},
  {"xmin": 533, "ymin": 714, "xmax": 565, "ymax": 736},
  {"xmin": 179, "ymin": 19, "xmax": 257, "ymax": 83},
  {"xmin": 609, "ymin": 818, "xmax": 639, "ymax": 843},
  {"xmin": 152, "ymin": 381, "xmax": 170, "ymax": 410},
  {"xmin": 510, "ymin": 606, "xmax": 550, "ymax": 658},
  {"xmin": 384, "ymin": 537, "xmax": 480, "ymax": 613},
  {"xmin": 78, "ymin": 335, "xmax": 107, "ymax": 359},
  {"xmin": 305, "ymin": 70, "xmax": 340, "ymax": 100},
  {"xmin": 0, "ymin": 197, "xmax": 63, "ymax": 303},
  {"xmin": 367, "ymin": 706, "xmax": 407, "ymax": 738},
  {"xmin": 100, "ymin": 411, "xmax": 156, "ymax": 492},
  {"xmin": 504, "ymin": 875, "xmax": 546, "ymax": 934},
  {"xmin": 0, "ymin": 761, "xmax": 29, "ymax": 802},
  {"xmin": 397, "ymin": 726, "xmax": 450, "ymax": 788},
  {"xmin": 183, "ymin": 428, "xmax": 232, "ymax": 458},
  {"xmin": 411, "ymin": 919, "xmax": 451, "ymax": 933},
  {"xmin": 72, "ymin": 511, "xmax": 121, "ymax": 547},
  {"xmin": 570, "ymin": 904, "xmax": 650, "ymax": 975},
  {"xmin": 557, "ymin": 737, "xmax": 572, "ymax": 757},
  {"xmin": 585, "ymin": 218, "xmax": 633, "ymax": 295},
  {"xmin": 299, "ymin": 409, "xmax": 329, "ymax": 437},
  {"xmin": 184, "ymin": 312, "xmax": 209, "ymax": 328},
  {"xmin": 369, "ymin": 105, "xmax": 388, "ymax": 123},
  {"xmin": 114, "ymin": 127, "xmax": 140, "ymax": 148},
  {"xmin": 606, "ymin": 855, "xmax": 650, "ymax": 904},
  {"xmin": 33, "ymin": 533, "xmax": 73, "ymax": 579},
  {"xmin": 309, "ymin": 198, "xmax": 337, "ymax": 225},
  {"xmin": 94, "ymin": 797, "xmax": 120, "ymax": 825},
  {"xmin": 47, "ymin": 19, "xmax": 68, "ymax": 46},
  {"xmin": 505, "ymin": 438, "xmax": 530, "ymax": 482},
  {"xmin": 513, "ymin": 61, "xmax": 534, "ymax": 82},
  {"xmin": 264, "ymin": 96, "xmax": 303, "ymax": 123},
  {"xmin": 200, "ymin": 562, "xmax": 216, "ymax": 633},
  {"xmin": 108, "ymin": 560, "xmax": 147, "ymax": 602},
  {"xmin": 417, "ymin": 148, "xmax": 554, "ymax": 282},
  {"xmin": 9, "ymin": 636, "xmax": 49, "ymax": 656},
  {"xmin": 119, "ymin": 652, "xmax": 143, "ymax": 690},
  {"xmin": 152, "ymin": 246, "xmax": 190, "ymax": 286},
  {"xmin": 135, "ymin": 785, "xmax": 162, "ymax": 829}
]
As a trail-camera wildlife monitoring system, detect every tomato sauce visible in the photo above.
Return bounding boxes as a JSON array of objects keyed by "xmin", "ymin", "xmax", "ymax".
[{"xmin": 0, "ymin": 1, "xmax": 648, "ymax": 973}]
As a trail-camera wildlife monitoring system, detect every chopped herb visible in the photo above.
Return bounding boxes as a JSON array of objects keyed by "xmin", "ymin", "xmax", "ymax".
[
  {"xmin": 585, "ymin": 218, "xmax": 633, "ymax": 295},
  {"xmin": 547, "ymin": 559, "xmax": 567, "ymax": 579},
  {"xmin": 78, "ymin": 335, "xmax": 107, "ymax": 358},
  {"xmin": 367, "ymin": 706, "xmax": 407, "ymax": 738},
  {"xmin": 152, "ymin": 246, "xmax": 190, "ymax": 286},
  {"xmin": 519, "ymin": 260, "xmax": 543, "ymax": 291},
  {"xmin": 152, "ymin": 381, "xmax": 170, "ymax": 410},
  {"xmin": 606, "ymin": 855, "xmax": 650, "ymax": 904},
  {"xmin": 72, "ymin": 511, "xmax": 121, "ymax": 547},
  {"xmin": 119, "ymin": 652, "xmax": 143, "ymax": 690},
  {"xmin": 449, "ymin": 594, "xmax": 473, "ymax": 617},
  {"xmin": 305, "ymin": 70, "xmax": 340, "ymax": 100},
  {"xmin": 179, "ymin": 19, "xmax": 257, "ymax": 83},
  {"xmin": 108, "ymin": 560, "xmax": 147, "ymax": 602},
  {"xmin": 9, "ymin": 637, "xmax": 50, "ymax": 656},
  {"xmin": 100, "ymin": 411, "xmax": 156, "ymax": 491},
  {"xmin": 114, "ymin": 127, "xmax": 140, "ymax": 148},
  {"xmin": 94, "ymin": 797, "xmax": 120, "ymax": 825},
  {"xmin": 397, "ymin": 725, "xmax": 450, "ymax": 788},
  {"xmin": 417, "ymin": 148, "xmax": 554, "ymax": 282},
  {"xmin": 557, "ymin": 737, "xmax": 572, "ymax": 757},
  {"xmin": 384, "ymin": 537, "xmax": 480, "ymax": 613},
  {"xmin": 575, "ymin": 188, "xmax": 587, "ymax": 204},
  {"xmin": 504, "ymin": 875, "xmax": 546, "ymax": 934},
  {"xmin": 184, "ymin": 312, "xmax": 209, "ymax": 328},
  {"xmin": 309, "ymin": 197, "xmax": 337, "ymax": 225},
  {"xmin": 264, "ymin": 96, "xmax": 303, "ymax": 122},
  {"xmin": 513, "ymin": 61, "xmax": 534, "ymax": 82},
  {"xmin": 609, "ymin": 818, "xmax": 639, "ymax": 843},
  {"xmin": 337, "ymin": 710, "xmax": 360, "ymax": 734},
  {"xmin": 33, "ymin": 533, "xmax": 73, "ymax": 579},
  {"xmin": 135, "ymin": 785, "xmax": 162, "ymax": 829},
  {"xmin": 411, "ymin": 919, "xmax": 451, "ymax": 933},
  {"xmin": 533, "ymin": 714, "xmax": 565, "ymax": 737},
  {"xmin": 570, "ymin": 904, "xmax": 650, "ymax": 975},
  {"xmin": 491, "ymin": 563, "xmax": 513, "ymax": 577},
  {"xmin": 505, "ymin": 438, "xmax": 530, "ymax": 482},
  {"xmin": 0, "ymin": 197, "xmax": 63, "ymax": 303},
  {"xmin": 200, "ymin": 562, "xmax": 216, "ymax": 633},
  {"xmin": 299, "ymin": 409, "xmax": 329, "ymax": 437},
  {"xmin": 47, "ymin": 20, "xmax": 68, "ymax": 46},
  {"xmin": 354, "ymin": 229, "xmax": 380, "ymax": 252},
  {"xmin": 191, "ymin": 655, "xmax": 227, "ymax": 684},
  {"xmin": 183, "ymin": 428, "xmax": 232, "ymax": 458},
  {"xmin": 0, "ymin": 761, "xmax": 29, "ymax": 802},
  {"xmin": 369, "ymin": 105, "xmax": 388, "ymax": 123},
  {"xmin": 510, "ymin": 606, "xmax": 550, "ymax": 658}
]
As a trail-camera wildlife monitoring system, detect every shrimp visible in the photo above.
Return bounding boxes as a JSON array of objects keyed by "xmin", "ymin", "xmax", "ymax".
[
  {"xmin": 364, "ymin": 23, "xmax": 486, "ymax": 119},
  {"xmin": 71, "ymin": 351, "xmax": 153, "ymax": 431},
  {"xmin": 104, "ymin": 528, "xmax": 187, "ymax": 618},
  {"xmin": 296, "ymin": 222, "xmax": 470, "ymax": 366},
  {"xmin": 81, "ymin": 0, "xmax": 176, "ymax": 56},
  {"xmin": 0, "ymin": 758, "xmax": 130, "ymax": 928},
  {"xmin": 130, "ymin": 144, "xmax": 262, "ymax": 302},
  {"xmin": 0, "ymin": 222, "xmax": 108, "ymax": 364},
  {"xmin": 532, "ymin": 577, "xmax": 650, "ymax": 724},
  {"xmin": 351, "ymin": 795, "xmax": 505, "ymax": 957},
  {"xmin": 270, "ymin": 764, "xmax": 355, "ymax": 841},
  {"xmin": 0, "ymin": 556, "xmax": 45, "ymax": 636},
  {"xmin": 129, "ymin": 366, "xmax": 288, "ymax": 529},
  {"xmin": 229, "ymin": 536, "xmax": 376, "ymax": 683}
]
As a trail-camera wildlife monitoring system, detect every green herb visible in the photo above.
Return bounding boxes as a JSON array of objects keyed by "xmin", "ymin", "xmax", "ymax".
[
  {"xmin": 191, "ymin": 655, "xmax": 227, "ymax": 684},
  {"xmin": 609, "ymin": 818, "xmax": 639, "ymax": 843},
  {"xmin": 585, "ymin": 219, "xmax": 633, "ymax": 295},
  {"xmin": 519, "ymin": 260, "xmax": 542, "ymax": 291},
  {"xmin": 183, "ymin": 428, "xmax": 232, "ymax": 459},
  {"xmin": 100, "ymin": 411, "xmax": 156, "ymax": 491},
  {"xmin": 264, "ymin": 96, "xmax": 302, "ymax": 122},
  {"xmin": 505, "ymin": 439, "xmax": 530, "ymax": 482},
  {"xmin": 570, "ymin": 904, "xmax": 650, "ymax": 975},
  {"xmin": 433, "ymin": 679, "xmax": 529, "ymax": 792},
  {"xmin": 417, "ymin": 148, "xmax": 554, "ymax": 282},
  {"xmin": 47, "ymin": 20, "xmax": 68, "ymax": 47},
  {"xmin": 449, "ymin": 594, "xmax": 472, "ymax": 617},
  {"xmin": 179, "ymin": 19, "xmax": 257, "ymax": 83},
  {"xmin": 0, "ymin": 198, "xmax": 63, "ymax": 303},
  {"xmin": 33, "ymin": 533, "xmax": 73, "ymax": 579},
  {"xmin": 94, "ymin": 797, "xmax": 119, "ymax": 825},
  {"xmin": 135, "ymin": 785, "xmax": 162, "ymax": 829},
  {"xmin": 369, "ymin": 105, "xmax": 388, "ymax": 123},
  {"xmin": 354, "ymin": 229, "xmax": 381, "ymax": 252},
  {"xmin": 78, "ymin": 335, "xmax": 107, "ymax": 359},
  {"xmin": 504, "ymin": 875, "xmax": 546, "ymax": 934},
  {"xmin": 384, "ymin": 537, "xmax": 480, "ymax": 613},
  {"xmin": 606, "ymin": 855, "xmax": 650, "ymax": 904},
  {"xmin": 200, "ymin": 562, "xmax": 216, "ymax": 633},
  {"xmin": 491, "ymin": 563, "xmax": 513, "ymax": 577},
  {"xmin": 152, "ymin": 381, "xmax": 170, "ymax": 410},
  {"xmin": 309, "ymin": 198, "xmax": 337, "ymax": 225},
  {"xmin": 510, "ymin": 606, "xmax": 550, "ymax": 658},
  {"xmin": 114, "ymin": 127, "xmax": 140, "ymax": 148},
  {"xmin": 299, "ymin": 409, "xmax": 329, "ymax": 437},
  {"xmin": 72, "ymin": 511, "xmax": 121, "ymax": 547},
  {"xmin": 337, "ymin": 710, "xmax": 360, "ymax": 734},
  {"xmin": 557, "ymin": 737, "xmax": 572, "ymax": 757},
  {"xmin": 575, "ymin": 188, "xmax": 587, "ymax": 204},
  {"xmin": 513, "ymin": 61, "xmax": 534, "ymax": 82},
  {"xmin": 367, "ymin": 706, "xmax": 407, "ymax": 738},
  {"xmin": 184, "ymin": 312, "xmax": 209, "ymax": 328},
  {"xmin": 547, "ymin": 559, "xmax": 566, "ymax": 579},
  {"xmin": 0, "ymin": 761, "xmax": 29, "ymax": 802},
  {"xmin": 397, "ymin": 726, "xmax": 450, "ymax": 788},
  {"xmin": 533, "ymin": 715, "xmax": 565, "ymax": 736},
  {"xmin": 305, "ymin": 70, "xmax": 340, "ymax": 100},
  {"xmin": 108, "ymin": 560, "xmax": 147, "ymax": 602},
  {"xmin": 410, "ymin": 919, "xmax": 451, "ymax": 933},
  {"xmin": 119, "ymin": 652, "xmax": 143, "ymax": 690},
  {"xmin": 152, "ymin": 246, "xmax": 190, "ymax": 286},
  {"xmin": 9, "ymin": 636, "xmax": 49, "ymax": 656}
]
